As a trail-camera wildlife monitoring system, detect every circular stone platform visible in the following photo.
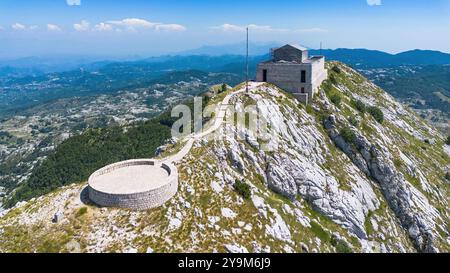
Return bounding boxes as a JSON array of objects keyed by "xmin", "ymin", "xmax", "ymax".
[{"xmin": 88, "ymin": 159, "xmax": 178, "ymax": 210}]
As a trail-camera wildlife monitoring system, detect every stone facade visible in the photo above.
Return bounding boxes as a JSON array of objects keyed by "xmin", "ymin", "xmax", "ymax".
[
  {"xmin": 256, "ymin": 44, "xmax": 327, "ymax": 103},
  {"xmin": 88, "ymin": 159, "xmax": 178, "ymax": 210}
]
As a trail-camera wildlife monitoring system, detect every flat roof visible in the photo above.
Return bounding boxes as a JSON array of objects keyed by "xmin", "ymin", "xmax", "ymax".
[
  {"xmin": 260, "ymin": 55, "xmax": 324, "ymax": 65},
  {"xmin": 89, "ymin": 164, "xmax": 170, "ymax": 194}
]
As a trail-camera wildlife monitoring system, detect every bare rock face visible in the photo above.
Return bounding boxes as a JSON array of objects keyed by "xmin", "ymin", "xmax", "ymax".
[
  {"xmin": 265, "ymin": 153, "xmax": 377, "ymax": 239},
  {"xmin": 324, "ymin": 115, "xmax": 440, "ymax": 252},
  {"xmin": 254, "ymin": 93, "xmax": 379, "ymax": 240}
]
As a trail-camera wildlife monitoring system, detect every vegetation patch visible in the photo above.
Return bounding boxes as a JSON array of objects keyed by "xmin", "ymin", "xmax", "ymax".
[
  {"xmin": 351, "ymin": 99, "xmax": 366, "ymax": 114},
  {"xmin": 364, "ymin": 211, "xmax": 374, "ymax": 236},
  {"xmin": 367, "ymin": 106, "xmax": 384, "ymax": 124},
  {"xmin": 340, "ymin": 126, "xmax": 357, "ymax": 144},
  {"xmin": 331, "ymin": 236, "xmax": 353, "ymax": 253},
  {"xmin": 310, "ymin": 221, "xmax": 331, "ymax": 242},
  {"xmin": 329, "ymin": 93, "xmax": 342, "ymax": 107},
  {"xmin": 75, "ymin": 207, "xmax": 88, "ymax": 218},
  {"xmin": 348, "ymin": 116, "xmax": 359, "ymax": 127},
  {"xmin": 233, "ymin": 180, "xmax": 251, "ymax": 200},
  {"xmin": 331, "ymin": 65, "xmax": 342, "ymax": 74}
]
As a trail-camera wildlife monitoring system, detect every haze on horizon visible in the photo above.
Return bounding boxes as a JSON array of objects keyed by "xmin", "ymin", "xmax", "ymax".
[{"xmin": 0, "ymin": 0, "xmax": 449, "ymax": 59}]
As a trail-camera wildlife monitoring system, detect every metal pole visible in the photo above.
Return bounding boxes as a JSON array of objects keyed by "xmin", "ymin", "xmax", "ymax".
[{"xmin": 246, "ymin": 26, "xmax": 249, "ymax": 94}]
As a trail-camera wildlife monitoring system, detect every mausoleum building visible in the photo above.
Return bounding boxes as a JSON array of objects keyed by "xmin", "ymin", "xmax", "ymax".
[{"xmin": 256, "ymin": 44, "xmax": 328, "ymax": 103}]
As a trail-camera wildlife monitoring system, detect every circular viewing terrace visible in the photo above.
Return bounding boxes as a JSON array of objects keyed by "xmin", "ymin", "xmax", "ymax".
[{"xmin": 88, "ymin": 159, "xmax": 178, "ymax": 210}]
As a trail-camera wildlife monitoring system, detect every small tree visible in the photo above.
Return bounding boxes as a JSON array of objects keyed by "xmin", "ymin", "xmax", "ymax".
[
  {"xmin": 220, "ymin": 83, "xmax": 227, "ymax": 93},
  {"xmin": 233, "ymin": 180, "xmax": 251, "ymax": 200},
  {"xmin": 329, "ymin": 93, "xmax": 342, "ymax": 107},
  {"xmin": 352, "ymin": 99, "xmax": 366, "ymax": 114},
  {"xmin": 446, "ymin": 136, "xmax": 450, "ymax": 145},
  {"xmin": 332, "ymin": 65, "xmax": 341, "ymax": 74},
  {"xmin": 340, "ymin": 126, "xmax": 356, "ymax": 144},
  {"xmin": 445, "ymin": 172, "xmax": 450, "ymax": 181},
  {"xmin": 349, "ymin": 116, "xmax": 359, "ymax": 127},
  {"xmin": 367, "ymin": 106, "xmax": 384, "ymax": 124}
]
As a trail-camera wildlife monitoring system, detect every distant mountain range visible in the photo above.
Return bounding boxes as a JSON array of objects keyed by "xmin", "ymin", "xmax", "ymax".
[
  {"xmin": 2, "ymin": 43, "xmax": 450, "ymax": 78},
  {"xmin": 175, "ymin": 42, "xmax": 281, "ymax": 56},
  {"xmin": 179, "ymin": 42, "xmax": 450, "ymax": 68},
  {"xmin": 309, "ymin": 48, "xmax": 450, "ymax": 68}
]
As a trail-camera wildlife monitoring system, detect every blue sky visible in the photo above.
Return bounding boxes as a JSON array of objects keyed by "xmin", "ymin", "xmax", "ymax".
[{"xmin": 0, "ymin": 0, "xmax": 449, "ymax": 58}]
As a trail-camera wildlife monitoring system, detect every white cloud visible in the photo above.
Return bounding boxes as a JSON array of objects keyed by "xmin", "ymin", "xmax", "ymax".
[
  {"xmin": 11, "ymin": 23, "xmax": 26, "ymax": 30},
  {"xmin": 210, "ymin": 23, "xmax": 287, "ymax": 32},
  {"xmin": 73, "ymin": 20, "xmax": 90, "ymax": 31},
  {"xmin": 94, "ymin": 22, "xmax": 113, "ymax": 32},
  {"xmin": 66, "ymin": 0, "xmax": 81, "ymax": 6},
  {"xmin": 367, "ymin": 0, "xmax": 382, "ymax": 6},
  {"xmin": 47, "ymin": 24, "xmax": 61, "ymax": 31},
  {"xmin": 95, "ymin": 18, "xmax": 186, "ymax": 32},
  {"xmin": 248, "ymin": 24, "xmax": 287, "ymax": 32},
  {"xmin": 210, "ymin": 23, "xmax": 246, "ymax": 32},
  {"xmin": 155, "ymin": 24, "xmax": 186, "ymax": 31},
  {"xmin": 11, "ymin": 23, "xmax": 39, "ymax": 31},
  {"xmin": 107, "ymin": 18, "xmax": 159, "ymax": 29}
]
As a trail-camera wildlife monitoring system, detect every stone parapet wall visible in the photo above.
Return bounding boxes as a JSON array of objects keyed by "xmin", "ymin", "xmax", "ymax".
[{"xmin": 88, "ymin": 159, "xmax": 178, "ymax": 210}]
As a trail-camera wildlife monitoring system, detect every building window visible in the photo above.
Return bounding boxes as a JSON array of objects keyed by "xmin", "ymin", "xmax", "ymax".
[
  {"xmin": 301, "ymin": 70, "xmax": 306, "ymax": 83},
  {"xmin": 263, "ymin": 69, "xmax": 267, "ymax": 82},
  {"xmin": 301, "ymin": 87, "xmax": 305, "ymax": 93}
]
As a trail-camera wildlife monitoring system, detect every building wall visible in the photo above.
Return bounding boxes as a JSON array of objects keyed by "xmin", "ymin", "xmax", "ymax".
[
  {"xmin": 310, "ymin": 58, "xmax": 328, "ymax": 96},
  {"xmin": 256, "ymin": 56, "xmax": 327, "ymax": 103},
  {"xmin": 88, "ymin": 160, "xmax": 178, "ymax": 210},
  {"xmin": 257, "ymin": 62, "xmax": 314, "ymax": 99}
]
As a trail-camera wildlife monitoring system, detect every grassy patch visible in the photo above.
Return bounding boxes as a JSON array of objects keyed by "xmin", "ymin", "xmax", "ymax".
[
  {"xmin": 364, "ymin": 211, "xmax": 374, "ymax": 236},
  {"xmin": 310, "ymin": 221, "xmax": 331, "ymax": 242},
  {"xmin": 75, "ymin": 207, "xmax": 88, "ymax": 218}
]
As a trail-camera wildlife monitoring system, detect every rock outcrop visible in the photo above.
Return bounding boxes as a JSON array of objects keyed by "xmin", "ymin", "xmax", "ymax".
[{"xmin": 324, "ymin": 114, "xmax": 441, "ymax": 252}]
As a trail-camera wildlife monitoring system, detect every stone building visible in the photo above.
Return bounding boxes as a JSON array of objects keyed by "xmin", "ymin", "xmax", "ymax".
[{"xmin": 256, "ymin": 44, "xmax": 328, "ymax": 103}]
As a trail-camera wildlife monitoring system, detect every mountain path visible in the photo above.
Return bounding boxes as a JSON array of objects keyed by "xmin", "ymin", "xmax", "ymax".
[{"xmin": 162, "ymin": 82, "xmax": 262, "ymax": 164}]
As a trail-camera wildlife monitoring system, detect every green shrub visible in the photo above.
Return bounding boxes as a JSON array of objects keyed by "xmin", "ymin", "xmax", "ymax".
[
  {"xmin": 220, "ymin": 83, "xmax": 227, "ymax": 93},
  {"xmin": 349, "ymin": 116, "xmax": 359, "ymax": 127},
  {"xmin": 331, "ymin": 236, "xmax": 353, "ymax": 253},
  {"xmin": 305, "ymin": 104, "xmax": 314, "ymax": 115},
  {"xmin": 340, "ymin": 126, "xmax": 356, "ymax": 144},
  {"xmin": 367, "ymin": 106, "xmax": 384, "ymax": 124},
  {"xmin": 233, "ymin": 180, "xmax": 251, "ymax": 200},
  {"xmin": 329, "ymin": 93, "xmax": 342, "ymax": 107},
  {"xmin": 330, "ymin": 74, "xmax": 338, "ymax": 84},
  {"xmin": 351, "ymin": 99, "xmax": 366, "ymax": 113},
  {"xmin": 332, "ymin": 65, "xmax": 341, "ymax": 74},
  {"xmin": 446, "ymin": 136, "xmax": 450, "ymax": 145},
  {"xmin": 445, "ymin": 172, "xmax": 450, "ymax": 181}
]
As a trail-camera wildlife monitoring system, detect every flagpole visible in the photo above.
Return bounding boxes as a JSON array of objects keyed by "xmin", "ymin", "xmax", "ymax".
[{"xmin": 246, "ymin": 26, "xmax": 249, "ymax": 94}]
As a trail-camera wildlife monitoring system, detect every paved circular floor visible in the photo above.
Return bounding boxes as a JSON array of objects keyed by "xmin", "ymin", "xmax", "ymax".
[{"xmin": 89, "ymin": 163, "xmax": 170, "ymax": 195}]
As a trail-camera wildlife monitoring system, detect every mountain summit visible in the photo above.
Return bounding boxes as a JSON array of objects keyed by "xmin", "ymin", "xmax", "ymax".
[{"xmin": 0, "ymin": 62, "xmax": 448, "ymax": 253}]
